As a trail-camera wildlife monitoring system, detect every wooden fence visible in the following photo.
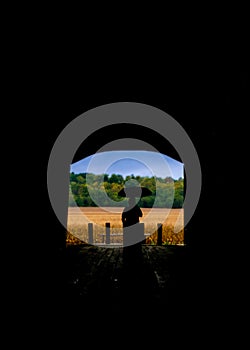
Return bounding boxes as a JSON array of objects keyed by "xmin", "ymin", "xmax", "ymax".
[{"xmin": 87, "ymin": 222, "xmax": 164, "ymax": 246}]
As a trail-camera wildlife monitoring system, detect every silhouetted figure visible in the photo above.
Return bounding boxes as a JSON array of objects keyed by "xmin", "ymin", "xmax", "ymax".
[{"xmin": 122, "ymin": 197, "xmax": 143, "ymax": 228}]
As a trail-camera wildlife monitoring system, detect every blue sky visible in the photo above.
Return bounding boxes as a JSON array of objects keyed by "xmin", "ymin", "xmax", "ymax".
[{"xmin": 70, "ymin": 151, "xmax": 184, "ymax": 180}]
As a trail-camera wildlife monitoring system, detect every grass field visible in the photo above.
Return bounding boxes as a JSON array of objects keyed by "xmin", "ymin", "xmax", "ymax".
[{"xmin": 67, "ymin": 207, "xmax": 184, "ymax": 245}]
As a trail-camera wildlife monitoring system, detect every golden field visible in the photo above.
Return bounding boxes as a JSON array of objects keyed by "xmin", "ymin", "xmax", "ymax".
[{"xmin": 67, "ymin": 207, "xmax": 184, "ymax": 245}]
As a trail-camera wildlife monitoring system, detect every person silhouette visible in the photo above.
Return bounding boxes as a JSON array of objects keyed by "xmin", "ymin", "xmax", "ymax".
[{"xmin": 122, "ymin": 196, "xmax": 143, "ymax": 227}]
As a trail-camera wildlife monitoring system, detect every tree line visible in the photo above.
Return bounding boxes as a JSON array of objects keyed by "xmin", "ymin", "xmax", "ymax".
[{"xmin": 69, "ymin": 172, "xmax": 184, "ymax": 208}]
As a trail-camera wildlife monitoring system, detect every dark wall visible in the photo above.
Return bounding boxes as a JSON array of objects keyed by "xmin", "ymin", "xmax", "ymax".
[{"xmin": 72, "ymin": 123, "xmax": 182, "ymax": 163}]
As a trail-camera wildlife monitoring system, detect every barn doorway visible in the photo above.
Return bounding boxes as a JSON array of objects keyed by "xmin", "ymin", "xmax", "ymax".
[{"xmin": 67, "ymin": 148, "xmax": 184, "ymax": 247}]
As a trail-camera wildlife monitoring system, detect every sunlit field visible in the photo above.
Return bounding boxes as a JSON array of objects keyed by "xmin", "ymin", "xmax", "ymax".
[{"xmin": 67, "ymin": 207, "xmax": 184, "ymax": 246}]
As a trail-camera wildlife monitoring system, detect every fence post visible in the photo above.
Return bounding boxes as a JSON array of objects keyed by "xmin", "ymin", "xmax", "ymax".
[
  {"xmin": 106, "ymin": 222, "xmax": 110, "ymax": 245},
  {"xmin": 88, "ymin": 223, "xmax": 93, "ymax": 244},
  {"xmin": 157, "ymin": 223, "xmax": 162, "ymax": 245},
  {"xmin": 140, "ymin": 223, "xmax": 146, "ymax": 244}
]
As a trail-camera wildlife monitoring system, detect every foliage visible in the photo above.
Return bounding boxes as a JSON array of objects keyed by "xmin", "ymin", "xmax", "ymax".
[{"xmin": 69, "ymin": 172, "xmax": 184, "ymax": 208}]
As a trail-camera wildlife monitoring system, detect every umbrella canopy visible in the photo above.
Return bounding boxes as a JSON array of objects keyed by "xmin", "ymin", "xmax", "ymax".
[{"xmin": 118, "ymin": 186, "xmax": 152, "ymax": 198}]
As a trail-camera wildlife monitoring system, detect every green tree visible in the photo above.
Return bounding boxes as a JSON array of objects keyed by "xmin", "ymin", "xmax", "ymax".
[
  {"xmin": 76, "ymin": 175, "xmax": 85, "ymax": 184},
  {"xmin": 109, "ymin": 174, "xmax": 124, "ymax": 184},
  {"xmin": 68, "ymin": 172, "xmax": 184, "ymax": 208}
]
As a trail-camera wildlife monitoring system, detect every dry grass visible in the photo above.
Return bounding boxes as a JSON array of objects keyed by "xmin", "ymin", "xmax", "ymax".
[{"xmin": 67, "ymin": 207, "xmax": 184, "ymax": 246}]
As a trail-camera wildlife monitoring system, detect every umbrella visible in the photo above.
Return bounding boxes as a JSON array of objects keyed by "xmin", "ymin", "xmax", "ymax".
[{"xmin": 118, "ymin": 186, "xmax": 152, "ymax": 198}]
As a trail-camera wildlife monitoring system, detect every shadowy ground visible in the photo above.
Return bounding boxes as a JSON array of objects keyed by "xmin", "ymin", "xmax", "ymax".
[{"xmin": 63, "ymin": 244, "xmax": 197, "ymax": 321}]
